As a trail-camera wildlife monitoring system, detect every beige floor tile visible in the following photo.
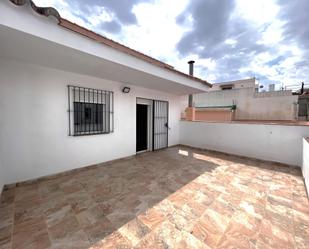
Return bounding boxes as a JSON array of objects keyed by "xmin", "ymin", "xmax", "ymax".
[
  {"xmin": 12, "ymin": 217, "xmax": 51, "ymax": 249},
  {"xmin": 0, "ymin": 146, "xmax": 307, "ymax": 249}
]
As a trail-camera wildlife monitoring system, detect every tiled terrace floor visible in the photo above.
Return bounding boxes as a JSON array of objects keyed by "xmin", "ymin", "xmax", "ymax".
[{"xmin": 0, "ymin": 146, "xmax": 309, "ymax": 249}]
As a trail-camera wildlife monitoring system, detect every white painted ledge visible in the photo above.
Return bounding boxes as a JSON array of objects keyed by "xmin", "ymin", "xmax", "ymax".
[{"xmin": 180, "ymin": 120, "xmax": 309, "ymax": 166}]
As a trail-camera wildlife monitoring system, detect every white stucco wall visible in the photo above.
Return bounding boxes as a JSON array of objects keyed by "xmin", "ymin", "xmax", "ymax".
[
  {"xmin": 0, "ymin": 59, "xmax": 181, "ymax": 184},
  {"xmin": 194, "ymin": 88, "xmax": 298, "ymax": 120},
  {"xmin": 180, "ymin": 121, "xmax": 309, "ymax": 166},
  {"xmin": 0, "ymin": 161, "xmax": 4, "ymax": 195},
  {"xmin": 0, "ymin": 113, "xmax": 4, "ymax": 193},
  {"xmin": 303, "ymin": 138, "xmax": 309, "ymax": 193}
]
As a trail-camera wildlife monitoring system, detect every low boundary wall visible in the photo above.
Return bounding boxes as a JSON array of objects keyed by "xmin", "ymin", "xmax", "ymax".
[{"xmin": 180, "ymin": 120, "xmax": 309, "ymax": 166}]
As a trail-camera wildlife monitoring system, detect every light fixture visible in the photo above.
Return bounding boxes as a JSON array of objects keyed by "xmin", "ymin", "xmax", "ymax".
[{"xmin": 122, "ymin": 87, "xmax": 130, "ymax": 93}]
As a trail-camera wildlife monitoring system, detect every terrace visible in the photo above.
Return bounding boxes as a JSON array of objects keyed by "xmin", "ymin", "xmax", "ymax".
[
  {"xmin": 0, "ymin": 145, "xmax": 308, "ymax": 249},
  {"xmin": 0, "ymin": 1, "xmax": 309, "ymax": 249}
]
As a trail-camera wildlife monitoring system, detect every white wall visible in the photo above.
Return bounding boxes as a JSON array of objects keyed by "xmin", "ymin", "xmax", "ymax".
[
  {"xmin": 194, "ymin": 88, "xmax": 298, "ymax": 120},
  {"xmin": 303, "ymin": 138, "xmax": 309, "ymax": 193},
  {"xmin": 0, "ymin": 59, "xmax": 181, "ymax": 184},
  {"xmin": 0, "ymin": 104, "xmax": 5, "ymax": 193},
  {"xmin": 0, "ymin": 161, "xmax": 4, "ymax": 195},
  {"xmin": 180, "ymin": 121, "xmax": 309, "ymax": 166}
]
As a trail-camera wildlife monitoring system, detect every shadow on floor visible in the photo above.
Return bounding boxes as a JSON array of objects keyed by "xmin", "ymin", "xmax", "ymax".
[
  {"xmin": 0, "ymin": 146, "xmax": 222, "ymax": 248},
  {"xmin": 0, "ymin": 145, "xmax": 307, "ymax": 248}
]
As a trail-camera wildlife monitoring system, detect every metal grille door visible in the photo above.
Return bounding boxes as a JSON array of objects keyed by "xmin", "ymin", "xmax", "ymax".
[{"xmin": 153, "ymin": 100, "xmax": 168, "ymax": 150}]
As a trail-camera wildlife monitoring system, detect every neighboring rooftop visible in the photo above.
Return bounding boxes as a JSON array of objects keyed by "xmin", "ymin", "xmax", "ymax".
[
  {"xmin": 209, "ymin": 78, "xmax": 256, "ymax": 91},
  {"xmin": 212, "ymin": 78, "xmax": 256, "ymax": 86}
]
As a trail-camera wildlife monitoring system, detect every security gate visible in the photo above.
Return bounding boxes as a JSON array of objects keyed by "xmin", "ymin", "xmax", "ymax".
[
  {"xmin": 298, "ymin": 96, "xmax": 309, "ymax": 121},
  {"xmin": 153, "ymin": 100, "xmax": 169, "ymax": 150}
]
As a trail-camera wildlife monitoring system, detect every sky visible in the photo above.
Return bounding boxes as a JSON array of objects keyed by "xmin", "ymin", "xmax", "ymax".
[{"xmin": 34, "ymin": 0, "xmax": 309, "ymax": 89}]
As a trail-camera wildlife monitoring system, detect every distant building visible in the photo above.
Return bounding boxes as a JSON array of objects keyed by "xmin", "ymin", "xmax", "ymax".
[
  {"xmin": 191, "ymin": 78, "xmax": 299, "ymax": 121},
  {"xmin": 209, "ymin": 78, "xmax": 258, "ymax": 91}
]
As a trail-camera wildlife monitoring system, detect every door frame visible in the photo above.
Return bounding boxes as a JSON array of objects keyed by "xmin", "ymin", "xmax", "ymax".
[
  {"xmin": 136, "ymin": 97, "xmax": 169, "ymax": 152},
  {"xmin": 136, "ymin": 97, "xmax": 153, "ymax": 153}
]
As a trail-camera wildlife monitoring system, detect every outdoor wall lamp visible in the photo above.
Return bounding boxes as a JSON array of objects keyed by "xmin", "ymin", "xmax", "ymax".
[{"xmin": 122, "ymin": 87, "xmax": 131, "ymax": 93}]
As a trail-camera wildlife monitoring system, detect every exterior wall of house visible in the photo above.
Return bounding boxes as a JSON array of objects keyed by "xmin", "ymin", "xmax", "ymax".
[
  {"xmin": 0, "ymin": 58, "xmax": 181, "ymax": 184},
  {"xmin": 303, "ymin": 138, "xmax": 309, "ymax": 193},
  {"xmin": 180, "ymin": 120, "xmax": 309, "ymax": 166},
  {"xmin": 0, "ymin": 161, "xmax": 4, "ymax": 195},
  {"xmin": 194, "ymin": 88, "xmax": 298, "ymax": 120}
]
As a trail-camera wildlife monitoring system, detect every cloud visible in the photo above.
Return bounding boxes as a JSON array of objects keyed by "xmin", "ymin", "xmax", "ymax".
[
  {"xmin": 34, "ymin": 0, "xmax": 150, "ymax": 33},
  {"xmin": 277, "ymin": 0, "xmax": 309, "ymax": 72},
  {"xmin": 99, "ymin": 20, "xmax": 122, "ymax": 33},
  {"xmin": 120, "ymin": 0, "xmax": 190, "ymax": 59},
  {"xmin": 278, "ymin": 0, "xmax": 309, "ymax": 50},
  {"xmin": 33, "ymin": 0, "xmax": 309, "ymax": 86},
  {"xmin": 175, "ymin": 0, "xmax": 309, "ymax": 85},
  {"xmin": 176, "ymin": 0, "xmax": 273, "ymax": 82},
  {"xmin": 177, "ymin": 0, "xmax": 236, "ymax": 57},
  {"xmin": 67, "ymin": 0, "xmax": 140, "ymax": 25}
]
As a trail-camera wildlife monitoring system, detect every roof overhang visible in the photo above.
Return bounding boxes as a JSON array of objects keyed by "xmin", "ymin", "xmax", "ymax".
[{"xmin": 0, "ymin": 1, "xmax": 210, "ymax": 95}]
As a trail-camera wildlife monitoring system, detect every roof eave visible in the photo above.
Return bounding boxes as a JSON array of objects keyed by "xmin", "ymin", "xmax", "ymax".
[
  {"xmin": 8, "ymin": 0, "xmax": 212, "ymax": 88},
  {"xmin": 59, "ymin": 18, "xmax": 212, "ymax": 87}
]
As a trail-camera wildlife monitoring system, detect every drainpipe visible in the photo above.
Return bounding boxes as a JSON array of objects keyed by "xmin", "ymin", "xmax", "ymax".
[{"xmin": 188, "ymin": 60, "xmax": 195, "ymax": 107}]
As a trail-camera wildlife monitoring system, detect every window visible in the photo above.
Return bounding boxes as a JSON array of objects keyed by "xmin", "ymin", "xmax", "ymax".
[
  {"xmin": 68, "ymin": 85, "xmax": 114, "ymax": 136},
  {"xmin": 220, "ymin": 84, "xmax": 233, "ymax": 90}
]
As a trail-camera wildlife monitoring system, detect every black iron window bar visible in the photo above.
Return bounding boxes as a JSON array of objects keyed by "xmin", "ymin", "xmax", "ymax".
[{"xmin": 68, "ymin": 85, "xmax": 114, "ymax": 136}]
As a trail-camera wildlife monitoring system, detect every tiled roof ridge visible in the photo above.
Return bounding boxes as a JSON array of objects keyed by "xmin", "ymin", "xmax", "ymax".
[
  {"xmin": 8, "ymin": 0, "xmax": 212, "ymax": 87},
  {"xmin": 9, "ymin": 0, "xmax": 61, "ymax": 20}
]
